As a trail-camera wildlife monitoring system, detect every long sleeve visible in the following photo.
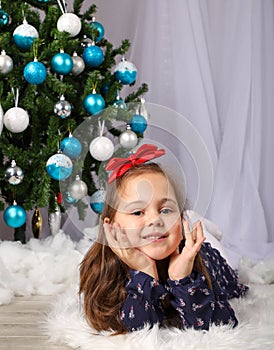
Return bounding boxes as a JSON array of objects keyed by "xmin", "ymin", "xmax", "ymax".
[
  {"xmin": 167, "ymin": 242, "xmax": 248, "ymax": 330},
  {"xmin": 167, "ymin": 271, "xmax": 238, "ymax": 330},
  {"xmin": 121, "ymin": 270, "xmax": 167, "ymax": 331},
  {"xmin": 120, "ymin": 243, "xmax": 248, "ymax": 332},
  {"xmin": 200, "ymin": 243, "xmax": 248, "ymax": 299}
]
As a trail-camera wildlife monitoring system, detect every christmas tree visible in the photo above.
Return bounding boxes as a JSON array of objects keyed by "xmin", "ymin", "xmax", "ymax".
[{"xmin": 0, "ymin": 0, "xmax": 148, "ymax": 241}]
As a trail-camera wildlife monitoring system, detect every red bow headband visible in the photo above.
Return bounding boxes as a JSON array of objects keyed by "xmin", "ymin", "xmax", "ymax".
[{"xmin": 106, "ymin": 144, "xmax": 166, "ymax": 183}]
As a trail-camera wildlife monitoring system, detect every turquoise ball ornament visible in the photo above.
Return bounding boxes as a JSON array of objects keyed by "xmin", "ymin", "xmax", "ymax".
[
  {"xmin": 100, "ymin": 82, "xmax": 110, "ymax": 97},
  {"xmin": 61, "ymin": 135, "xmax": 82, "ymax": 160},
  {"xmin": 82, "ymin": 44, "xmax": 104, "ymax": 67},
  {"xmin": 114, "ymin": 58, "xmax": 137, "ymax": 85},
  {"xmin": 130, "ymin": 114, "xmax": 148, "ymax": 134},
  {"xmin": 64, "ymin": 191, "xmax": 78, "ymax": 204},
  {"xmin": 113, "ymin": 97, "xmax": 126, "ymax": 109},
  {"xmin": 90, "ymin": 189, "xmax": 106, "ymax": 214},
  {"xmin": 23, "ymin": 59, "xmax": 47, "ymax": 84},
  {"xmin": 83, "ymin": 92, "xmax": 105, "ymax": 115},
  {"xmin": 13, "ymin": 20, "xmax": 39, "ymax": 51},
  {"xmin": 90, "ymin": 20, "xmax": 105, "ymax": 42},
  {"xmin": 37, "ymin": 0, "xmax": 49, "ymax": 2},
  {"xmin": 46, "ymin": 152, "xmax": 73, "ymax": 181},
  {"xmin": 0, "ymin": 9, "xmax": 9, "ymax": 27},
  {"xmin": 51, "ymin": 51, "xmax": 73, "ymax": 75},
  {"xmin": 4, "ymin": 203, "xmax": 27, "ymax": 228}
]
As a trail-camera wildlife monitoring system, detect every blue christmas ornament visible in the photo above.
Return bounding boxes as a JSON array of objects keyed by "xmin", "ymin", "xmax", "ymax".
[
  {"xmin": 13, "ymin": 20, "xmax": 39, "ymax": 51},
  {"xmin": 64, "ymin": 191, "xmax": 78, "ymax": 204},
  {"xmin": 90, "ymin": 19, "xmax": 105, "ymax": 42},
  {"xmin": 100, "ymin": 82, "xmax": 110, "ymax": 97},
  {"xmin": 51, "ymin": 51, "xmax": 73, "ymax": 75},
  {"xmin": 37, "ymin": 0, "xmax": 49, "ymax": 2},
  {"xmin": 83, "ymin": 92, "xmax": 105, "ymax": 115},
  {"xmin": 23, "ymin": 59, "xmax": 47, "ymax": 84},
  {"xmin": 61, "ymin": 135, "xmax": 82, "ymax": 160},
  {"xmin": 130, "ymin": 114, "xmax": 148, "ymax": 134},
  {"xmin": 82, "ymin": 44, "xmax": 104, "ymax": 67},
  {"xmin": 4, "ymin": 203, "xmax": 27, "ymax": 228},
  {"xmin": 46, "ymin": 152, "xmax": 73, "ymax": 181},
  {"xmin": 0, "ymin": 9, "xmax": 9, "ymax": 27},
  {"xmin": 90, "ymin": 189, "xmax": 106, "ymax": 214},
  {"xmin": 114, "ymin": 58, "xmax": 137, "ymax": 85},
  {"xmin": 113, "ymin": 97, "xmax": 126, "ymax": 109}
]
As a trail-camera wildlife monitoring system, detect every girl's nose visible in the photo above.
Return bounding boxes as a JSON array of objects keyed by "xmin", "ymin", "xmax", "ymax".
[{"xmin": 147, "ymin": 213, "xmax": 164, "ymax": 227}]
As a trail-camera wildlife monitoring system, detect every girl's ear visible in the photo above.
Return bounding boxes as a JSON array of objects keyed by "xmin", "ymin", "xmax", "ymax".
[{"xmin": 104, "ymin": 217, "xmax": 110, "ymax": 224}]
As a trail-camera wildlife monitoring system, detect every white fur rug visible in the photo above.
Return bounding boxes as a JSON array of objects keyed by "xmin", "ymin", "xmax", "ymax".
[
  {"xmin": 0, "ymin": 231, "xmax": 274, "ymax": 349},
  {"xmin": 45, "ymin": 283, "xmax": 274, "ymax": 350}
]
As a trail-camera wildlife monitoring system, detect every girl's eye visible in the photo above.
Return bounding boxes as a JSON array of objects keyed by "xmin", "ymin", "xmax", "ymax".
[
  {"xmin": 160, "ymin": 208, "xmax": 173, "ymax": 214},
  {"xmin": 131, "ymin": 210, "xmax": 144, "ymax": 216}
]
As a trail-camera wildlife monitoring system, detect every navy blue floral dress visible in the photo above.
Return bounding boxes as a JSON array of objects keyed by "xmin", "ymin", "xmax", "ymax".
[{"xmin": 120, "ymin": 242, "xmax": 248, "ymax": 331}]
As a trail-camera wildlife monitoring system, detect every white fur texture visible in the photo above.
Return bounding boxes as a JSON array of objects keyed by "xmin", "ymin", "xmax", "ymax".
[{"xmin": 45, "ymin": 284, "xmax": 274, "ymax": 350}]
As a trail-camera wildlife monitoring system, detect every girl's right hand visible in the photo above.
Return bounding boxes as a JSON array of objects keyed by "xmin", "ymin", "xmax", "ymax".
[
  {"xmin": 168, "ymin": 220, "xmax": 205, "ymax": 280},
  {"xmin": 103, "ymin": 222, "xmax": 159, "ymax": 280}
]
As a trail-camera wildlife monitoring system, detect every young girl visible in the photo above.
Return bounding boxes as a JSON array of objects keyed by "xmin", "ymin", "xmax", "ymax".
[{"xmin": 79, "ymin": 144, "xmax": 248, "ymax": 334}]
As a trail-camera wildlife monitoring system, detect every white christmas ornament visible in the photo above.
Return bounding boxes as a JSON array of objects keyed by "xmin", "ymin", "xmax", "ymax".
[
  {"xmin": 89, "ymin": 120, "xmax": 114, "ymax": 161},
  {"xmin": 57, "ymin": 13, "xmax": 82, "ymax": 37},
  {"xmin": 3, "ymin": 88, "xmax": 29, "ymax": 133},
  {"xmin": 89, "ymin": 136, "xmax": 114, "ymax": 161},
  {"xmin": 4, "ymin": 107, "xmax": 29, "ymax": 133}
]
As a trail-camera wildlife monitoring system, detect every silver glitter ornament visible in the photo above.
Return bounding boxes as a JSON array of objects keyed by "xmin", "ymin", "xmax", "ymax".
[
  {"xmin": 5, "ymin": 160, "xmax": 24, "ymax": 185},
  {"xmin": 48, "ymin": 205, "xmax": 61, "ymax": 236},
  {"xmin": 54, "ymin": 95, "xmax": 72, "ymax": 119},
  {"xmin": 119, "ymin": 124, "xmax": 138, "ymax": 149},
  {"xmin": 0, "ymin": 50, "xmax": 13, "ymax": 74}
]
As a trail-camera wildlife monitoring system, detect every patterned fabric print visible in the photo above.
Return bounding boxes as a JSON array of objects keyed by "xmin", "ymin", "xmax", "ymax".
[
  {"xmin": 121, "ymin": 270, "xmax": 167, "ymax": 331},
  {"xmin": 200, "ymin": 243, "xmax": 248, "ymax": 299},
  {"xmin": 120, "ymin": 242, "xmax": 248, "ymax": 331}
]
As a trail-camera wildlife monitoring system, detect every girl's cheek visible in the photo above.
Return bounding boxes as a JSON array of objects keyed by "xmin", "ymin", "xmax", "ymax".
[{"xmin": 124, "ymin": 230, "xmax": 142, "ymax": 247}]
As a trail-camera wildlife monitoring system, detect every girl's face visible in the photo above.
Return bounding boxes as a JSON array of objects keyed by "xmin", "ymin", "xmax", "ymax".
[{"xmin": 112, "ymin": 172, "xmax": 182, "ymax": 260}]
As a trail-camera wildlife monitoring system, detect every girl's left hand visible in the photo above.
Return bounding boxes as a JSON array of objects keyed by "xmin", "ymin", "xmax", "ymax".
[{"xmin": 168, "ymin": 220, "xmax": 206, "ymax": 280}]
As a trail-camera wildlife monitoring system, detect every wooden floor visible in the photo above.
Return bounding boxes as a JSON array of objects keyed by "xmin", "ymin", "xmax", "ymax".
[{"xmin": 0, "ymin": 295, "xmax": 72, "ymax": 350}]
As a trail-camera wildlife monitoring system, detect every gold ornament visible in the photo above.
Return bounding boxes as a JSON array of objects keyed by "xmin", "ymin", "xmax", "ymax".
[{"xmin": 32, "ymin": 207, "xmax": 42, "ymax": 238}]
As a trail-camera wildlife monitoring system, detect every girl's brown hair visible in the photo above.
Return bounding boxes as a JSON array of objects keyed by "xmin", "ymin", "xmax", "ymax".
[{"xmin": 79, "ymin": 163, "xmax": 212, "ymax": 334}]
